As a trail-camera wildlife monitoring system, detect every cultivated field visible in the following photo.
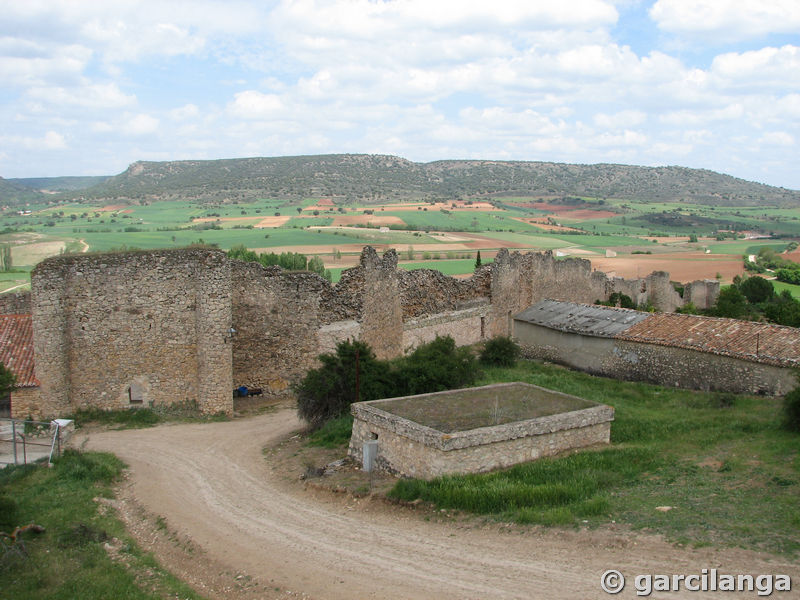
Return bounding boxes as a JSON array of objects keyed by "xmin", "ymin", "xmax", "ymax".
[{"xmin": 1, "ymin": 195, "xmax": 798, "ymax": 290}]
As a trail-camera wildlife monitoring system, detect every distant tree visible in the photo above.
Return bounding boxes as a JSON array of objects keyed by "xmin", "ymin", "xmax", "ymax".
[
  {"xmin": 713, "ymin": 286, "xmax": 748, "ymax": 319},
  {"xmin": 475, "ymin": 251, "xmax": 482, "ymax": 269},
  {"xmin": 0, "ymin": 244, "xmax": 11, "ymax": 272},
  {"xmin": 688, "ymin": 234, "xmax": 698, "ymax": 243},
  {"xmin": 763, "ymin": 291, "xmax": 800, "ymax": 328},
  {"xmin": 738, "ymin": 276, "xmax": 774, "ymax": 304},
  {"xmin": 296, "ymin": 207, "xmax": 302, "ymax": 215}
]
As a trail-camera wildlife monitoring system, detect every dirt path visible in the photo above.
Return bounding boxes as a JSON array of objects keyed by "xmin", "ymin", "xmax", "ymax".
[{"xmin": 82, "ymin": 410, "xmax": 798, "ymax": 600}]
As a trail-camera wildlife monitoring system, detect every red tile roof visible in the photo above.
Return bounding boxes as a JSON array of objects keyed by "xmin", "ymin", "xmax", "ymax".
[
  {"xmin": 0, "ymin": 314, "xmax": 38, "ymax": 387},
  {"xmin": 618, "ymin": 312, "xmax": 800, "ymax": 368}
]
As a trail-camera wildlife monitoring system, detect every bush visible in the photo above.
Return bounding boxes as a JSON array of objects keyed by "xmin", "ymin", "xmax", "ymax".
[
  {"xmin": 396, "ymin": 336, "xmax": 478, "ymax": 395},
  {"xmin": 295, "ymin": 340, "xmax": 394, "ymax": 430},
  {"xmin": 296, "ymin": 336, "xmax": 480, "ymax": 429},
  {"xmin": 480, "ymin": 336, "xmax": 520, "ymax": 367},
  {"xmin": 783, "ymin": 387, "xmax": 800, "ymax": 433}
]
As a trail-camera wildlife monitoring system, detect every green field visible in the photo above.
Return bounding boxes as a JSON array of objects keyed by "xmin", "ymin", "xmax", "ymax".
[
  {"xmin": 1, "ymin": 196, "xmax": 799, "ymax": 284},
  {"xmin": 773, "ymin": 280, "xmax": 800, "ymax": 299}
]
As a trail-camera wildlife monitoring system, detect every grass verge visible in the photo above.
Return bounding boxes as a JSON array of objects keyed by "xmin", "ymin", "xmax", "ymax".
[
  {"xmin": 307, "ymin": 414, "xmax": 354, "ymax": 448},
  {"xmin": 69, "ymin": 401, "xmax": 229, "ymax": 429},
  {"xmin": 0, "ymin": 450, "xmax": 204, "ymax": 599},
  {"xmin": 387, "ymin": 360, "xmax": 800, "ymax": 555}
]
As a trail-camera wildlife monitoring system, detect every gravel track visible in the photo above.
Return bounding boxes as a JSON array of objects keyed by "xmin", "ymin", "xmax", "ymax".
[{"xmin": 83, "ymin": 409, "xmax": 798, "ymax": 599}]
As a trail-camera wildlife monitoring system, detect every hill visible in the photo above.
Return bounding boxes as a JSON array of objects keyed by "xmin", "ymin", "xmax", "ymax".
[
  {"xmin": 4, "ymin": 154, "xmax": 800, "ymax": 207},
  {"xmin": 0, "ymin": 176, "xmax": 46, "ymax": 206},
  {"xmin": 10, "ymin": 175, "xmax": 110, "ymax": 193}
]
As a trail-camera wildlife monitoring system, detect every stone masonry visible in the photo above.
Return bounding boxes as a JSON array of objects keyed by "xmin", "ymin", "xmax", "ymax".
[{"xmin": 17, "ymin": 246, "xmax": 719, "ymax": 418}]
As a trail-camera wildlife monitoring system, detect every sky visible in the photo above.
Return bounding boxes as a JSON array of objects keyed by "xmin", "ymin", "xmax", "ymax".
[{"xmin": 1, "ymin": 0, "xmax": 799, "ymax": 190}]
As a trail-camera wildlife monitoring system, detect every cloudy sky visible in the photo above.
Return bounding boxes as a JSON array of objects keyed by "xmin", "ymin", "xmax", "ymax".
[{"xmin": 1, "ymin": 0, "xmax": 799, "ymax": 189}]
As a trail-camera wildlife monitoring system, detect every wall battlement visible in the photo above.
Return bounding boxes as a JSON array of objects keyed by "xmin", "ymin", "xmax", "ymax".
[{"xmin": 18, "ymin": 246, "xmax": 719, "ymax": 418}]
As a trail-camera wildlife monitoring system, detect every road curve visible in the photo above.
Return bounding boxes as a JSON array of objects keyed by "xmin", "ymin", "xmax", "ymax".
[{"xmin": 83, "ymin": 409, "xmax": 797, "ymax": 600}]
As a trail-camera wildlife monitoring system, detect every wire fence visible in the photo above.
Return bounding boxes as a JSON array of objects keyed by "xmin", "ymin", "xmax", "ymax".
[{"xmin": 0, "ymin": 418, "xmax": 73, "ymax": 467}]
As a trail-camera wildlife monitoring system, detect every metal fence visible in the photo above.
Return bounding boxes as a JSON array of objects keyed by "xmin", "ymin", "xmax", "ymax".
[{"xmin": 0, "ymin": 418, "xmax": 73, "ymax": 467}]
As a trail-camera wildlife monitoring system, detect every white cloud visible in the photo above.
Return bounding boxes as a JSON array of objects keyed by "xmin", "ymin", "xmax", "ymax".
[
  {"xmin": 0, "ymin": 42, "xmax": 91, "ymax": 86},
  {"xmin": 650, "ymin": 0, "xmax": 800, "ymax": 41},
  {"xmin": 122, "ymin": 114, "xmax": 160, "ymax": 136},
  {"xmin": 25, "ymin": 82, "xmax": 136, "ymax": 109},
  {"xmin": 758, "ymin": 131, "xmax": 795, "ymax": 146},
  {"xmin": 710, "ymin": 45, "xmax": 800, "ymax": 88},
  {"xmin": 170, "ymin": 104, "xmax": 201, "ymax": 120},
  {"xmin": 594, "ymin": 110, "xmax": 647, "ymax": 129},
  {"xmin": 228, "ymin": 91, "xmax": 285, "ymax": 119},
  {"xmin": 0, "ymin": 130, "xmax": 67, "ymax": 150}
]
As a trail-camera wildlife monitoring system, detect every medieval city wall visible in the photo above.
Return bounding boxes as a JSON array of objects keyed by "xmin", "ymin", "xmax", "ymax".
[
  {"xmin": 24, "ymin": 246, "xmax": 722, "ymax": 417},
  {"xmin": 29, "ymin": 249, "xmax": 233, "ymax": 418}
]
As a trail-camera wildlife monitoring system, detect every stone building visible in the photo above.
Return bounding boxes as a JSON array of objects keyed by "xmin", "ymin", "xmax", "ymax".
[
  {"xmin": 514, "ymin": 300, "xmax": 799, "ymax": 395},
  {"xmin": 3, "ymin": 246, "xmax": 721, "ymax": 419}
]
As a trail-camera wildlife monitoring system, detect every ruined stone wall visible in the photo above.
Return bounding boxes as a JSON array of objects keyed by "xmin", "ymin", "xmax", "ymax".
[
  {"xmin": 358, "ymin": 248, "xmax": 403, "ymax": 359},
  {"xmin": 231, "ymin": 261, "xmax": 329, "ymax": 394},
  {"xmin": 24, "ymin": 246, "xmax": 726, "ymax": 417},
  {"xmin": 402, "ymin": 305, "xmax": 489, "ymax": 352},
  {"xmin": 32, "ymin": 249, "xmax": 233, "ymax": 417},
  {"xmin": 0, "ymin": 291, "xmax": 31, "ymax": 315},
  {"xmin": 515, "ymin": 320, "xmax": 796, "ymax": 396},
  {"xmin": 684, "ymin": 279, "xmax": 721, "ymax": 308}
]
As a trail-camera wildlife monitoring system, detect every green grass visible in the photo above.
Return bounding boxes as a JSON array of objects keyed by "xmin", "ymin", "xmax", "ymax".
[
  {"xmin": 0, "ymin": 450, "xmax": 204, "ymax": 600},
  {"xmin": 68, "ymin": 403, "xmax": 229, "ymax": 429},
  {"xmin": 772, "ymin": 280, "xmax": 800, "ymax": 299},
  {"xmin": 388, "ymin": 360, "xmax": 800, "ymax": 555},
  {"xmin": 307, "ymin": 414, "xmax": 354, "ymax": 448}
]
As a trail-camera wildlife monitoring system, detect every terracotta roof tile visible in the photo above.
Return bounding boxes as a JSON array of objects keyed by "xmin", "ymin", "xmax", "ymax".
[
  {"xmin": 0, "ymin": 314, "xmax": 38, "ymax": 387},
  {"xmin": 618, "ymin": 312, "xmax": 800, "ymax": 367}
]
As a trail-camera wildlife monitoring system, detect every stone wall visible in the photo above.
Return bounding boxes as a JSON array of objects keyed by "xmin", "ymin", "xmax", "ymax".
[
  {"xmin": 31, "ymin": 249, "xmax": 233, "ymax": 417},
  {"xmin": 24, "ymin": 246, "xmax": 725, "ymax": 418},
  {"xmin": 402, "ymin": 305, "xmax": 489, "ymax": 352},
  {"xmin": 515, "ymin": 320, "xmax": 795, "ymax": 396},
  {"xmin": 349, "ymin": 387, "xmax": 613, "ymax": 479},
  {"xmin": 0, "ymin": 291, "xmax": 31, "ymax": 315},
  {"xmin": 231, "ymin": 261, "xmax": 329, "ymax": 394},
  {"xmin": 10, "ymin": 387, "xmax": 41, "ymax": 419}
]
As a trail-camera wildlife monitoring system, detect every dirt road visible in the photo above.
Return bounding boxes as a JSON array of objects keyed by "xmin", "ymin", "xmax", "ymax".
[{"xmin": 83, "ymin": 410, "xmax": 797, "ymax": 599}]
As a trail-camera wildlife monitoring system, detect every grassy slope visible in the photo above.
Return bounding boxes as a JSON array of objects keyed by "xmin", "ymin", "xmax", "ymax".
[
  {"xmin": 388, "ymin": 360, "xmax": 800, "ymax": 555},
  {"xmin": 0, "ymin": 451, "xmax": 204, "ymax": 600}
]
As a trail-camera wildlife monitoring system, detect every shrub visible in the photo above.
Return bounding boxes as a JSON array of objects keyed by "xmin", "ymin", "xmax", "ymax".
[
  {"xmin": 479, "ymin": 336, "xmax": 520, "ymax": 367},
  {"xmin": 396, "ymin": 336, "xmax": 478, "ymax": 395},
  {"xmin": 783, "ymin": 386, "xmax": 800, "ymax": 433},
  {"xmin": 295, "ymin": 340, "xmax": 394, "ymax": 430}
]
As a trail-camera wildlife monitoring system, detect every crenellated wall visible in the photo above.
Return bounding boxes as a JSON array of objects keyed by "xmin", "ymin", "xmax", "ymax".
[{"xmin": 21, "ymin": 246, "xmax": 721, "ymax": 417}]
